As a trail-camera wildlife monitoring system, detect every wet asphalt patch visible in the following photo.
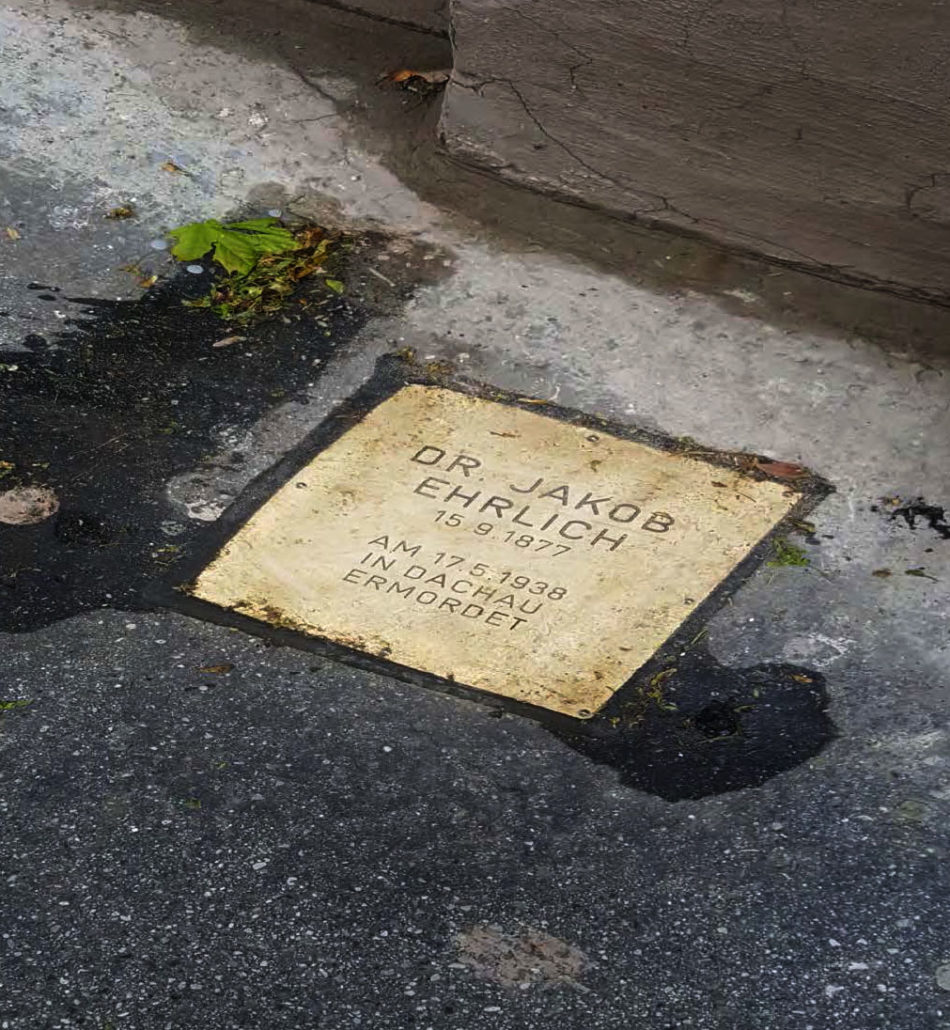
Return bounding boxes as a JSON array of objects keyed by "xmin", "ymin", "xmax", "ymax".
[
  {"xmin": 550, "ymin": 649, "xmax": 834, "ymax": 801},
  {"xmin": 890, "ymin": 498, "xmax": 950, "ymax": 541},
  {"xmin": 0, "ymin": 267, "xmax": 360, "ymax": 630}
]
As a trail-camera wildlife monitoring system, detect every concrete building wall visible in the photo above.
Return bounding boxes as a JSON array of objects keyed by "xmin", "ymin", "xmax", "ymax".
[
  {"xmin": 439, "ymin": 0, "xmax": 950, "ymax": 302},
  {"xmin": 313, "ymin": 0, "xmax": 449, "ymax": 33}
]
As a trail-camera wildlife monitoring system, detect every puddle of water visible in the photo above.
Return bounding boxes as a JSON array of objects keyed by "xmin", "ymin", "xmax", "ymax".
[
  {"xmin": 551, "ymin": 646, "xmax": 835, "ymax": 800},
  {"xmin": 889, "ymin": 498, "xmax": 950, "ymax": 541},
  {"xmin": 0, "ymin": 267, "xmax": 358, "ymax": 629}
]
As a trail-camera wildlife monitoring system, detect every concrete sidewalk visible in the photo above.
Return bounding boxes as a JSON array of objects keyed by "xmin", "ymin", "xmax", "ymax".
[{"xmin": 1, "ymin": 1, "xmax": 948, "ymax": 1027}]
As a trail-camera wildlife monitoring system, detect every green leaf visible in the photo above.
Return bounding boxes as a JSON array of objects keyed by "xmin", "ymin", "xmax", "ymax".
[
  {"xmin": 171, "ymin": 220, "xmax": 338, "ymax": 322},
  {"xmin": 225, "ymin": 217, "xmax": 281, "ymax": 231},
  {"xmin": 212, "ymin": 232, "xmax": 260, "ymax": 275},
  {"xmin": 245, "ymin": 230, "xmax": 299, "ymax": 255},
  {"xmin": 168, "ymin": 217, "xmax": 298, "ymax": 273},
  {"xmin": 168, "ymin": 219, "xmax": 222, "ymax": 261},
  {"xmin": 309, "ymin": 238, "xmax": 331, "ymax": 260},
  {"xmin": 223, "ymin": 218, "xmax": 298, "ymax": 254},
  {"xmin": 767, "ymin": 537, "xmax": 809, "ymax": 568}
]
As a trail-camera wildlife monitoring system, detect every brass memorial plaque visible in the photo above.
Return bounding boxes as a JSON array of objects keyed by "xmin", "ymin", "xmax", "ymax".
[{"xmin": 190, "ymin": 385, "xmax": 799, "ymax": 717}]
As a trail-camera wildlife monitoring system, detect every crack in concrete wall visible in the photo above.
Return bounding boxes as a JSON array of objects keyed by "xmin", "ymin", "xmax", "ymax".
[
  {"xmin": 440, "ymin": 0, "xmax": 950, "ymax": 303},
  {"xmin": 305, "ymin": 0, "xmax": 449, "ymax": 35}
]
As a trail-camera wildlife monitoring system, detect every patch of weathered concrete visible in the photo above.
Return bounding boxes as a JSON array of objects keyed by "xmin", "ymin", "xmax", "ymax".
[
  {"xmin": 42, "ymin": 0, "xmax": 950, "ymax": 361},
  {"xmin": 0, "ymin": 0, "xmax": 447, "ymax": 351},
  {"xmin": 455, "ymin": 924, "xmax": 589, "ymax": 990},
  {"xmin": 0, "ymin": 0, "xmax": 463, "ymax": 629},
  {"xmin": 440, "ymin": 0, "xmax": 950, "ymax": 303},
  {"xmin": 0, "ymin": 485, "xmax": 60, "ymax": 526}
]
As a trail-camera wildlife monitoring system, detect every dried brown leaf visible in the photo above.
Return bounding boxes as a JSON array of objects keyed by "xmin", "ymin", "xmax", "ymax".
[
  {"xmin": 387, "ymin": 68, "xmax": 450, "ymax": 85},
  {"xmin": 754, "ymin": 459, "xmax": 808, "ymax": 480}
]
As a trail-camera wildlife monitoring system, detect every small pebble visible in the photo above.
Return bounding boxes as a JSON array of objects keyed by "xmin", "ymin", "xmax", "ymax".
[
  {"xmin": 186, "ymin": 264, "xmax": 204, "ymax": 274},
  {"xmin": 936, "ymin": 962, "xmax": 950, "ymax": 991},
  {"xmin": 149, "ymin": 239, "xmax": 168, "ymax": 250}
]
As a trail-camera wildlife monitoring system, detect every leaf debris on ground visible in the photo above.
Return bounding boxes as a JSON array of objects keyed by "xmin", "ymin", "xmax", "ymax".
[
  {"xmin": 169, "ymin": 217, "xmax": 298, "ymax": 276},
  {"xmin": 383, "ymin": 68, "xmax": 450, "ymax": 92},
  {"xmin": 767, "ymin": 536, "xmax": 810, "ymax": 567},
  {"xmin": 152, "ymin": 544, "xmax": 183, "ymax": 566},
  {"xmin": 170, "ymin": 220, "xmax": 343, "ymax": 323},
  {"xmin": 120, "ymin": 263, "xmax": 160, "ymax": 289},
  {"xmin": 751, "ymin": 458, "xmax": 808, "ymax": 480}
]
